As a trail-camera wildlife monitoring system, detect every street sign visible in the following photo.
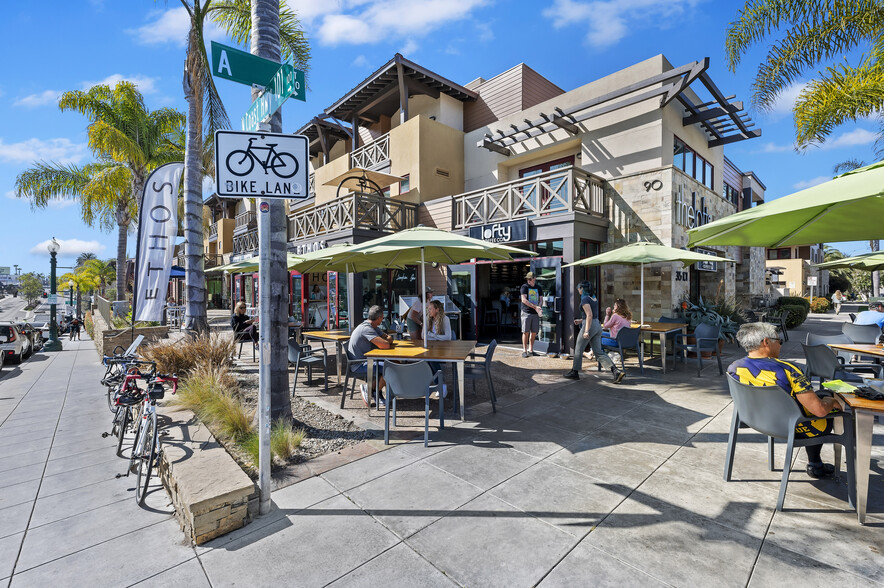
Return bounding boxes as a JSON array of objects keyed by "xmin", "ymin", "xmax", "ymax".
[
  {"xmin": 807, "ymin": 276, "xmax": 818, "ymax": 286},
  {"xmin": 241, "ymin": 63, "xmax": 306, "ymax": 131},
  {"xmin": 0, "ymin": 267, "xmax": 9, "ymax": 275},
  {"xmin": 211, "ymin": 41, "xmax": 282, "ymax": 88},
  {"xmin": 215, "ymin": 130, "xmax": 309, "ymax": 199},
  {"xmin": 47, "ymin": 294, "xmax": 58, "ymax": 305}
]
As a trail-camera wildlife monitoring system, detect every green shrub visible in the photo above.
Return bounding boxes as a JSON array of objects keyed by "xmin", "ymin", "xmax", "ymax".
[
  {"xmin": 806, "ymin": 297, "xmax": 831, "ymax": 313},
  {"xmin": 776, "ymin": 296, "xmax": 810, "ymax": 312},
  {"xmin": 778, "ymin": 304, "xmax": 807, "ymax": 329},
  {"xmin": 142, "ymin": 333, "xmax": 234, "ymax": 375},
  {"xmin": 203, "ymin": 391, "xmax": 253, "ymax": 441},
  {"xmin": 270, "ymin": 419, "xmax": 306, "ymax": 460},
  {"xmin": 84, "ymin": 312, "xmax": 95, "ymax": 339}
]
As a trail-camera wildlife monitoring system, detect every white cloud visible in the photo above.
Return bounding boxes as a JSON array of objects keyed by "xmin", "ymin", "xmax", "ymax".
[
  {"xmin": 30, "ymin": 239, "xmax": 105, "ymax": 258},
  {"xmin": 48, "ymin": 199, "xmax": 78, "ymax": 210},
  {"xmin": 285, "ymin": 0, "xmax": 373, "ymax": 25},
  {"xmin": 14, "ymin": 90, "xmax": 61, "ymax": 108},
  {"xmin": 754, "ymin": 141, "xmax": 795, "ymax": 154},
  {"xmin": 792, "ymin": 176, "xmax": 830, "ymax": 190},
  {"xmin": 767, "ymin": 81, "xmax": 808, "ymax": 116},
  {"xmin": 819, "ymin": 128, "xmax": 877, "ymax": 150},
  {"xmin": 316, "ymin": 0, "xmax": 488, "ymax": 46},
  {"xmin": 400, "ymin": 39, "xmax": 418, "ymax": 56},
  {"xmin": 542, "ymin": 0, "xmax": 703, "ymax": 48},
  {"xmin": 80, "ymin": 74, "xmax": 160, "ymax": 95},
  {"xmin": 351, "ymin": 54, "xmax": 370, "ymax": 67},
  {"xmin": 0, "ymin": 138, "xmax": 89, "ymax": 165},
  {"xmin": 5, "ymin": 190, "xmax": 16, "ymax": 200},
  {"xmin": 127, "ymin": 7, "xmax": 223, "ymax": 48}
]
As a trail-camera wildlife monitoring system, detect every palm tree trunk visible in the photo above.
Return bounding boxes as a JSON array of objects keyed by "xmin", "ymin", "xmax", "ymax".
[
  {"xmin": 253, "ymin": 0, "xmax": 292, "ymax": 423},
  {"xmin": 182, "ymin": 70, "xmax": 208, "ymax": 333},
  {"xmin": 872, "ymin": 239, "xmax": 880, "ymax": 297},
  {"xmin": 114, "ymin": 205, "xmax": 129, "ymax": 316}
]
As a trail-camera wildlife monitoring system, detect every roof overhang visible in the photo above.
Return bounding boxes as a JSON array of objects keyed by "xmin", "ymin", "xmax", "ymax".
[
  {"xmin": 295, "ymin": 115, "xmax": 352, "ymax": 158},
  {"xmin": 479, "ymin": 58, "xmax": 761, "ymax": 156}
]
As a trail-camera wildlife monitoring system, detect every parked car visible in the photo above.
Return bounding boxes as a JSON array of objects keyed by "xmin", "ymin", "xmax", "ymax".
[
  {"xmin": 0, "ymin": 322, "xmax": 32, "ymax": 363},
  {"xmin": 16, "ymin": 322, "xmax": 43, "ymax": 352}
]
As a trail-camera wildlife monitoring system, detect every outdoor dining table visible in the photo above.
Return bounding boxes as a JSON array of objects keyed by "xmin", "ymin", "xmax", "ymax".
[
  {"xmin": 833, "ymin": 390, "xmax": 884, "ymax": 525},
  {"xmin": 364, "ymin": 340, "xmax": 477, "ymax": 421},
  {"xmin": 633, "ymin": 321, "xmax": 687, "ymax": 374},
  {"xmin": 302, "ymin": 330, "xmax": 351, "ymax": 386}
]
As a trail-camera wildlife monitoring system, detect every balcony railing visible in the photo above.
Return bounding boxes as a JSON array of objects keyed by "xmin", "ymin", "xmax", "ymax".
[
  {"xmin": 309, "ymin": 172, "xmax": 315, "ymax": 196},
  {"xmin": 454, "ymin": 166, "xmax": 607, "ymax": 228},
  {"xmin": 350, "ymin": 132, "xmax": 390, "ymax": 169},
  {"xmin": 287, "ymin": 192, "xmax": 418, "ymax": 241},
  {"xmin": 233, "ymin": 230, "xmax": 259, "ymax": 255},
  {"xmin": 234, "ymin": 211, "xmax": 257, "ymax": 235},
  {"xmin": 208, "ymin": 221, "xmax": 219, "ymax": 241},
  {"xmin": 174, "ymin": 252, "xmax": 224, "ymax": 269}
]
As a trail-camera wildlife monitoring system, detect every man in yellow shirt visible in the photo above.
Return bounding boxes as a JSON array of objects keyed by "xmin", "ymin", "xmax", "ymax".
[{"xmin": 727, "ymin": 322, "xmax": 840, "ymax": 478}]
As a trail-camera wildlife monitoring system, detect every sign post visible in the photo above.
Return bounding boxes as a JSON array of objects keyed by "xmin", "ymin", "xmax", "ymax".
[
  {"xmin": 807, "ymin": 275, "xmax": 818, "ymax": 305},
  {"xmin": 241, "ymin": 62, "xmax": 305, "ymax": 131}
]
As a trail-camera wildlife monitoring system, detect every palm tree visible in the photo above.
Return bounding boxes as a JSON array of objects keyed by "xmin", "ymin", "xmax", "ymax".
[
  {"xmin": 176, "ymin": 0, "xmax": 309, "ymax": 332},
  {"xmin": 16, "ymin": 82, "xmax": 185, "ymax": 313},
  {"xmin": 82, "ymin": 258, "xmax": 116, "ymax": 298},
  {"xmin": 61, "ymin": 268, "xmax": 100, "ymax": 318},
  {"xmin": 76, "ymin": 252, "xmax": 98, "ymax": 267},
  {"xmin": 726, "ymin": 1, "xmax": 884, "ymax": 154}
]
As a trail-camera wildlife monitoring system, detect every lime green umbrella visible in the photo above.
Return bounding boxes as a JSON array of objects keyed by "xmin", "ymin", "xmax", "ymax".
[
  {"xmin": 344, "ymin": 226, "xmax": 535, "ymax": 340},
  {"xmin": 815, "ymin": 251, "xmax": 884, "ymax": 272},
  {"xmin": 688, "ymin": 160, "xmax": 884, "ymax": 248},
  {"xmin": 288, "ymin": 243, "xmax": 405, "ymax": 274},
  {"xmin": 208, "ymin": 253, "xmax": 302, "ymax": 274},
  {"xmin": 562, "ymin": 241, "xmax": 734, "ymax": 325}
]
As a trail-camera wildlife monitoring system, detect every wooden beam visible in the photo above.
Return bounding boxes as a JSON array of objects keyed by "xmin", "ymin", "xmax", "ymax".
[
  {"xmin": 708, "ymin": 129, "xmax": 762, "ymax": 148},
  {"xmin": 549, "ymin": 109, "xmax": 579, "ymax": 134},
  {"xmin": 477, "ymin": 139, "xmax": 511, "ymax": 156},
  {"xmin": 396, "ymin": 58, "xmax": 409, "ymax": 124},
  {"xmin": 314, "ymin": 122, "xmax": 329, "ymax": 164},
  {"xmin": 403, "ymin": 76, "xmax": 441, "ymax": 99},
  {"xmin": 683, "ymin": 102, "xmax": 743, "ymax": 125},
  {"xmin": 355, "ymin": 82, "xmax": 399, "ymax": 117}
]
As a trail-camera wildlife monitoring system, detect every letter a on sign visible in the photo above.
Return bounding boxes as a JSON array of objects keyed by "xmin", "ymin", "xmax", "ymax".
[{"xmin": 218, "ymin": 50, "xmax": 232, "ymax": 76}]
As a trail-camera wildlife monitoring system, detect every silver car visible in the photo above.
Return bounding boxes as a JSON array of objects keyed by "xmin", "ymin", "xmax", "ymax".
[{"xmin": 0, "ymin": 322, "xmax": 33, "ymax": 364}]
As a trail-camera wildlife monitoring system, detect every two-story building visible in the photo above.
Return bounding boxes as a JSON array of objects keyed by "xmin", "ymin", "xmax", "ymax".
[
  {"xmin": 225, "ymin": 53, "xmax": 767, "ymax": 354},
  {"xmin": 766, "ymin": 243, "xmax": 828, "ymax": 299}
]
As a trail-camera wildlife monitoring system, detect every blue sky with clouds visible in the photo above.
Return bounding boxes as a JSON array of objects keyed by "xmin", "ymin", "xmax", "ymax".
[{"xmin": 2, "ymin": 0, "xmax": 879, "ymax": 274}]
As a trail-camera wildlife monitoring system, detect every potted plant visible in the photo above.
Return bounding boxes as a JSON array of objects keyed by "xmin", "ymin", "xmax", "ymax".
[{"xmin": 679, "ymin": 296, "xmax": 744, "ymax": 356}]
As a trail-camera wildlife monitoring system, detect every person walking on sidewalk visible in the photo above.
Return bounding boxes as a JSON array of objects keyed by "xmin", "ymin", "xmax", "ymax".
[
  {"xmin": 831, "ymin": 290, "xmax": 844, "ymax": 315},
  {"xmin": 68, "ymin": 316, "xmax": 82, "ymax": 341},
  {"xmin": 563, "ymin": 281, "xmax": 625, "ymax": 383},
  {"xmin": 520, "ymin": 272, "xmax": 542, "ymax": 357}
]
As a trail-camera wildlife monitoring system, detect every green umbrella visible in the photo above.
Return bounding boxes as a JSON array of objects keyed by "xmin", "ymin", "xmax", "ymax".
[
  {"xmin": 562, "ymin": 241, "xmax": 734, "ymax": 325},
  {"xmin": 688, "ymin": 160, "xmax": 884, "ymax": 248},
  {"xmin": 344, "ymin": 226, "xmax": 535, "ymax": 340},
  {"xmin": 815, "ymin": 251, "xmax": 884, "ymax": 272},
  {"xmin": 208, "ymin": 253, "xmax": 302, "ymax": 274},
  {"xmin": 288, "ymin": 243, "xmax": 405, "ymax": 274}
]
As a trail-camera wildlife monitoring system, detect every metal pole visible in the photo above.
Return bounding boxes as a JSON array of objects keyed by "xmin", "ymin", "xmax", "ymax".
[
  {"xmin": 257, "ymin": 122, "xmax": 272, "ymax": 516},
  {"xmin": 421, "ymin": 248, "xmax": 428, "ymax": 342},
  {"xmin": 44, "ymin": 249, "xmax": 62, "ymax": 351},
  {"xmin": 640, "ymin": 262, "xmax": 645, "ymax": 327}
]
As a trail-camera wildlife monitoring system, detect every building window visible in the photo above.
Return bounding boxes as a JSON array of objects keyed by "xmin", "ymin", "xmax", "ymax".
[
  {"xmin": 767, "ymin": 248, "xmax": 791, "ymax": 260},
  {"xmin": 724, "ymin": 183, "xmax": 740, "ymax": 207},
  {"xmin": 674, "ymin": 136, "xmax": 714, "ymax": 190},
  {"xmin": 399, "ymin": 174, "xmax": 410, "ymax": 194}
]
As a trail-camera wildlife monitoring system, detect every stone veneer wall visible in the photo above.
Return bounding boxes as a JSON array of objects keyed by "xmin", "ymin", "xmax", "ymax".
[
  {"xmin": 90, "ymin": 309, "xmax": 169, "ymax": 358},
  {"xmin": 602, "ymin": 167, "xmax": 749, "ymax": 318}
]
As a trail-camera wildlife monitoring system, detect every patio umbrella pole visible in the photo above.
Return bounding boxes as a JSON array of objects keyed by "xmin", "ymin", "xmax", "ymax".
[
  {"xmin": 421, "ymin": 248, "xmax": 428, "ymax": 342},
  {"xmin": 640, "ymin": 262, "xmax": 644, "ymax": 326}
]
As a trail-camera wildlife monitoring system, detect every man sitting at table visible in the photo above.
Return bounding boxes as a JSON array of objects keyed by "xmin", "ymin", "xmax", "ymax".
[
  {"xmin": 349, "ymin": 305, "xmax": 393, "ymax": 408},
  {"xmin": 854, "ymin": 301, "xmax": 884, "ymax": 329},
  {"xmin": 727, "ymin": 322, "xmax": 841, "ymax": 479}
]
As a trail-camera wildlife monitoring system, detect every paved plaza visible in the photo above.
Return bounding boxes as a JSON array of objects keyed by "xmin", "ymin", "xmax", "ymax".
[{"xmin": 0, "ymin": 315, "xmax": 881, "ymax": 587}]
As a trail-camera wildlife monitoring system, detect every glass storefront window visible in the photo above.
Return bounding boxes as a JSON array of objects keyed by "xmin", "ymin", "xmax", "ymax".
[
  {"xmin": 579, "ymin": 240, "xmax": 601, "ymax": 304},
  {"xmin": 531, "ymin": 240, "xmax": 564, "ymax": 257}
]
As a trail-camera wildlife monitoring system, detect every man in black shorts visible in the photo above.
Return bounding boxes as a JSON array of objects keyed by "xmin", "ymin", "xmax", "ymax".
[{"xmin": 520, "ymin": 272, "xmax": 542, "ymax": 357}]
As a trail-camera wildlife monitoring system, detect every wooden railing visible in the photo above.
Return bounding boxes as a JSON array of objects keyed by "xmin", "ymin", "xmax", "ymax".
[
  {"xmin": 234, "ymin": 211, "xmax": 257, "ymax": 234},
  {"xmin": 454, "ymin": 166, "xmax": 607, "ymax": 228},
  {"xmin": 208, "ymin": 221, "xmax": 219, "ymax": 241},
  {"xmin": 232, "ymin": 230, "xmax": 259, "ymax": 255},
  {"xmin": 308, "ymin": 172, "xmax": 315, "ymax": 196},
  {"xmin": 350, "ymin": 132, "xmax": 390, "ymax": 169},
  {"xmin": 287, "ymin": 192, "xmax": 418, "ymax": 241}
]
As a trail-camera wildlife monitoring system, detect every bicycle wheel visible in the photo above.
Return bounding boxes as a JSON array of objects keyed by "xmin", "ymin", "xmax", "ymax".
[
  {"xmin": 226, "ymin": 150, "xmax": 255, "ymax": 176},
  {"xmin": 114, "ymin": 405, "xmax": 131, "ymax": 457},
  {"xmin": 270, "ymin": 152, "xmax": 298, "ymax": 178},
  {"xmin": 135, "ymin": 410, "xmax": 157, "ymax": 505}
]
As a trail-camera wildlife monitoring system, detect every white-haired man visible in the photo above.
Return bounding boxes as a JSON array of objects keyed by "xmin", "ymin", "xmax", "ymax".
[{"xmin": 727, "ymin": 322, "xmax": 841, "ymax": 478}]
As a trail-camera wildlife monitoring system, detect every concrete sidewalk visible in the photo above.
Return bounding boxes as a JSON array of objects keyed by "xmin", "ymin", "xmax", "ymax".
[{"xmin": 1, "ymin": 316, "xmax": 881, "ymax": 587}]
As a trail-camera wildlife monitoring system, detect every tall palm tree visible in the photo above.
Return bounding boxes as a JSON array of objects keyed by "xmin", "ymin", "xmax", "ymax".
[
  {"xmin": 61, "ymin": 268, "xmax": 100, "ymax": 318},
  {"xmin": 16, "ymin": 82, "xmax": 185, "ymax": 312},
  {"xmin": 76, "ymin": 252, "xmax": 98, "ymax": 267},
  {"xmin": 726, "ymin": 1, "xmax": 884, "ymax": 154},
  {"xmin": 177, "ymin": 0, "xmax": 309, "ymax": 332},
  {"xmin": 82, "ymin": 258, "xmax": 116, "ymax": 298}
]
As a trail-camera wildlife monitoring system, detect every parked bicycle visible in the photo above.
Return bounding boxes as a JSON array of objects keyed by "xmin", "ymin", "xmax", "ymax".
[
  {"xmin": 125, "ymin": 372, "xmax": 177, "ymax": 505},
  {"xmin": 226, "ymin": 137, "xmax": 299, "ymax": 178}
]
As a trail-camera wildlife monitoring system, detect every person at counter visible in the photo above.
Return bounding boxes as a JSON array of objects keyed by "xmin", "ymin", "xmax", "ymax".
[
  {"xmin": 520, "ymin": 273, "xmax": 542, "ymax": 357},
  {"xmin": 406, "ymin": 287, "xmax": 434, "ymax": 341},
  {"xmin": 310, "ymin": 284, "xmax": 324, "ymax": 300},
  {"xmin": 349, "ymin": 305, "xmax": 393, "ymax": 408}
]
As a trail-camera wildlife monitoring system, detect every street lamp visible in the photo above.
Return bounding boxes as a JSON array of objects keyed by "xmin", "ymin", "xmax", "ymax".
[
  {"xmin": 44, "ymin": 238, "xmax": 63, "ymax": 352},
  {"xmin": 68, "ymin": 280, "xmax": 75, "ymax": 317}
]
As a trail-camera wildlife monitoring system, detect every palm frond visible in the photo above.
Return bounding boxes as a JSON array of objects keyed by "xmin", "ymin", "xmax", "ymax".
[
  {"xmin": 15, "ymin": 162, "xmax": 90, "ymax": 207},
  {"xmin": 89, "ymin": 120, "xmax": 147, "ymax": 168},
  {"xmin": 833, "ymin": 159, "xmax": 865, "ymax": 174},
  {"xmin": 793, "ymin": 61, "xmax": 884, "ymax": 149}
]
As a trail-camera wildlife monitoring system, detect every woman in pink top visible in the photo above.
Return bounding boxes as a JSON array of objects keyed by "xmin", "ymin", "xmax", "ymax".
[{"xmin": 601, "ymin": 299, "xmax": 632, "ymax": 347}]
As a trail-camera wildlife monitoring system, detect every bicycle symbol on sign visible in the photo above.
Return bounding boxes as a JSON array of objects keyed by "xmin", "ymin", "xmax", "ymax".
[{"xmin": 226, "ymin": 137, "xmax": 299, "ymax": 179}]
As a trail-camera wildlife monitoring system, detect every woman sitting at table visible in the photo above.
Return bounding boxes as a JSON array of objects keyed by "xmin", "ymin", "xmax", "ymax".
[
  {"xmin": 426, "ymin": 300, "xmax": 452, "ymax": 341},
  {"xmin": 231, "ymin": 302, "xmax": 258, "ymax": 347},
  {"xmin": 602, "ymin": 299, "xmax": 632, "ymax": 347}
]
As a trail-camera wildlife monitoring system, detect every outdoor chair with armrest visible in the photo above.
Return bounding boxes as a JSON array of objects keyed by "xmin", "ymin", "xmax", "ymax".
[
  {"xmin": 801, "ymin": 343, "xmax": 873, "ymax": 385},
  {"xmin": 766, "ymin": 311, "xmax": 789, "ymax": 342},
  {"xmin": 805, "ymin": 333, "xmax": 883, "ymax": 378},
  {"xmin": 841, "ymin": 322, "xmax": 884, "ymax": 364},
  {"xmin": 848, "ymin": 312, "xmax": 857, "ymax": 323},
  {"xmin": 656, "ymin": 315, "xmax": 684, "ymax": 357},
  {"xmin": 461, "ymin": 339, "xmax": 498, "ymax": 413},
  {"xmin": 383, "ymin": 361, "xmax": 445, "ymax": 447},
  {"xmin": 233, "ymin": 329, "xmax": 256, "ymax": 361},
  {"xmin": 341, "ymin": 347, "xmax": 380, "ymax": 410},
  {"xmin": 723, "ymin": 377, "xmax": 855, "ymax": 511},
  {"xmin": 288, "ymin": 339, "xmax": 329, "ymax": 398},
  {"xmin": 671, "ymin": 322, "xmax": 723, "ymax": 377},
  {"xmin": 600, "ymin": 326, "xmax": 644, "ymax": 374}
]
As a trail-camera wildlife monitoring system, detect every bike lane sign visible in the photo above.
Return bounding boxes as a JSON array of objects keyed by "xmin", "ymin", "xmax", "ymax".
[{"xmin": 215, "ymin": 130, "xmax": 309, "ymax": 199}]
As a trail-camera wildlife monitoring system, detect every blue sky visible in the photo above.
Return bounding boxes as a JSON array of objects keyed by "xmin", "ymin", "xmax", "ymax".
[{"xmin": 2, "ymin": 0, "xmax": 880, "ymax": 275}]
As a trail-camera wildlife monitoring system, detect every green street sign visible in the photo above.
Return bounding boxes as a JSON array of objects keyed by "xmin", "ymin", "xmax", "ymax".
[
  {"xmin": 241, "ymin": 62, "xmax": 306, "ymax": 131},
  {"xmin": 211, "ymin": 41, "xmax": 282, "ymax": 87}
]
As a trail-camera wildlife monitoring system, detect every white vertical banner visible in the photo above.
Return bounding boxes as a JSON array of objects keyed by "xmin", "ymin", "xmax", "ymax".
[{"xmin": 134, "ymin": 163, "xmax": 185, "ymax": 322}]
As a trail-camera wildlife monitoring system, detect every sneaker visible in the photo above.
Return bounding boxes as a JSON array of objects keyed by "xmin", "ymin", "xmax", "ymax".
[
  {"xmin": 562, "ymin": 370, "xmax": 579, "ymax": 380},
  {"xmin": 360, "ymin": 384, "xmax": 370, "ymax": 407},
  {"xmin": 521, "ymin": 351, "xmax": 529, "ymax": 358},
  {"xmin": 806, "ymin": 463, "xmax": 835, "ymax": 479},
  {"xmin": 430, "ymin": 390, "xmax": 440, "ymax": 400},
  {"xmin": 612, "ymin": 367, "xmax": 625, "ymax": 384},
  {"xmin": 377, "ymin": 394, "xmax": 386, "ymax": 409}
]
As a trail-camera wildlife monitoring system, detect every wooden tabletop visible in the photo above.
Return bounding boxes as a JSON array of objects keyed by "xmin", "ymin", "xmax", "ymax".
[
  {"xmin": 365, "ymin": 340, "xmax": 477, "ymax": 361},
  {"xmin": 631, "ymin": 321, "xmax": 686, "ymax": 333},
  {"xmin": 302, "ymin": 330, "xmax": 351, "ymax": 342},
  {"xmin": 836, "ymin": 392, "xmax": 884, "ymax": 413},
  {"xmin": 828, "ymin": 343, "xmax": 884, "ymax": 358}
]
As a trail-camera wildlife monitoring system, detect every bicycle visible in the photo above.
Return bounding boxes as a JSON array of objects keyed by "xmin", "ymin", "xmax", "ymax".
[
  {"xmin": 103, "ymin": 365, "xmax": 156, "ymax": 457},
  {"xmin": 226, "ymin": 137, "xmax": 298, "ymax": 178},
  {"xmin": 124, "ymin": 372, "xmax": 177, "ymax": 505}
]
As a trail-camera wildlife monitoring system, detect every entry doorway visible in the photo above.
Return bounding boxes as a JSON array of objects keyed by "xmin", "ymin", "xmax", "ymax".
[{"xmin": 530, "ymin": 257, "xmax": 563, "ymax": 355}]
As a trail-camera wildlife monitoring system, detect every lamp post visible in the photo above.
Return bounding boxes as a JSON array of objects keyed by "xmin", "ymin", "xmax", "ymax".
[
  {"xmin": 68, "ymin": 280, "xmax": 75, "ymax": 317},
  {"xmin": 44, "ymin": 238, "xmax": 63, "ymax": 351}
]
